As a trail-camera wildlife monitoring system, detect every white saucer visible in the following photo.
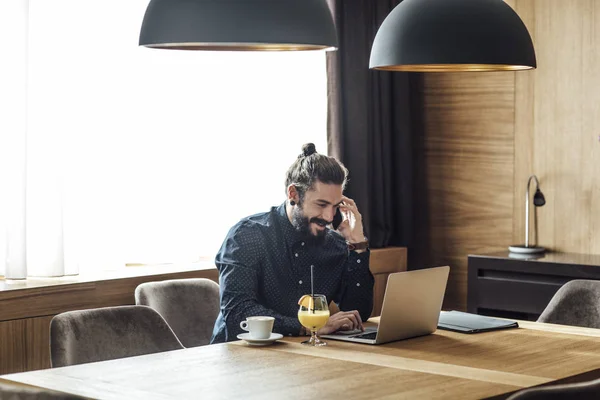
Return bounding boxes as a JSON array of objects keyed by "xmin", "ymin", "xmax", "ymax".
[{"xmin": 237, "ymin": 333, "xmax": 283, "ymax": 346}]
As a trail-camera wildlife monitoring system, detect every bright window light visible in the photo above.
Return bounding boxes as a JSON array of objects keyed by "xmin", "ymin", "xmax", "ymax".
[{"xmin": 7, "ymin": 0, "xmax": 328, "ymax": 274}]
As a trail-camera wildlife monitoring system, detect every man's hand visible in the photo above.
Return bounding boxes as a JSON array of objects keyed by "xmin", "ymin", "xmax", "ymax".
[
  {"xmin": 317, "ymin": 310, "xmax": 363, "ymax": 335},
  {"xmin": 336, "ymin": 196, "xmax": 365, "ymax": 244}
]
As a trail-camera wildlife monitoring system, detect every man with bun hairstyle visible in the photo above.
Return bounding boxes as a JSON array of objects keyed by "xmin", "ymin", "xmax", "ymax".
[{"xmin": 211, "ymin": 143, "xmax": 373, "ymax": 343}]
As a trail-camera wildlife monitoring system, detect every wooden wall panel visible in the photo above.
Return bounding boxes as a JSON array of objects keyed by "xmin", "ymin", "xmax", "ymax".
[
  {"xmin": 416, "ymin": 73, "xmax": 515, "ymax": 311},
  {"xmin": 416, "ymin": 0, "xmax": 600, "ymax": 311},
  {"xmin": 513, "ymin": 0, "xmax": 600, "ymax": 254}
]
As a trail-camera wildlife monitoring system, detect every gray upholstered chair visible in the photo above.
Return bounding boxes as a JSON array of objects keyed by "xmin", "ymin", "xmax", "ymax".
[
  {"xmin": 537, "ymin": 280, "xmax": 600, "ymax": 328},
  {"xmin": 50, "ymin": 305, "xmax": 184, "ymax": 368},
  {"xmin": 135, "ymin": 278, "xmax": 220, "ymax": 347},
  {"xmin": 506, "ymin": 378, "xmax": 600, "ymax": 399},
  {"xmin": 0, "ymin": 381, "xmax": 85, "ymax": 400}
]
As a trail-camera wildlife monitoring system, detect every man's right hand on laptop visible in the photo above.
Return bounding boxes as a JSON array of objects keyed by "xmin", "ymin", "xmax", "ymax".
[{"xmin": 318, "ymin": 310, "xmax": 364, "ymax": 335}]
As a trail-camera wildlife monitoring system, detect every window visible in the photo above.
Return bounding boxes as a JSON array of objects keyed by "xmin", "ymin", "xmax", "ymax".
[{"xmin": 1, "ymin": 0, "xmax": 328, "ymax": 276}]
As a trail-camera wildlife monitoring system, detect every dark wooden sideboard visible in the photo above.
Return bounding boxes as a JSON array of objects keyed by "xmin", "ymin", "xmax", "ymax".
[{"xmin": 468, "ymin": 252, "xmax": 600, "ymax": 321}]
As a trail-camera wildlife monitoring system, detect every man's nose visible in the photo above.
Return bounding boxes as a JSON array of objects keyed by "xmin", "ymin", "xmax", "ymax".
[{"xmin": 322, "ymin": 207, "xmax": 334, "ymax": 222}]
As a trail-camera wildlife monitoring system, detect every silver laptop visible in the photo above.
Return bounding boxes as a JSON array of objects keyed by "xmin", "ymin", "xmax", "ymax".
[{"xmin": 321, "ymin": 266, "xmax": 450, "ymax": 345}]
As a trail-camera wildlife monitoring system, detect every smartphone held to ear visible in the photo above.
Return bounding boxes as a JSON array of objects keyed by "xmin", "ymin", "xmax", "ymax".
[{"xmin": 332, "ymin": 207, "xmax": 343, "ymax": 230}]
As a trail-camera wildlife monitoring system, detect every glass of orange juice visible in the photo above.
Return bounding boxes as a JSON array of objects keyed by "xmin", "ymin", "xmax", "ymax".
[{"xmin": 298, "ymin": 294, "xmax": 330, "ymax": 346}]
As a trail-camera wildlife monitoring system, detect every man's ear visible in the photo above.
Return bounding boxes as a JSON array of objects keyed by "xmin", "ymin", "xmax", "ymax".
[{"xmin": 287, "ymin": 184, "xmax": 299, "ymax": 204}]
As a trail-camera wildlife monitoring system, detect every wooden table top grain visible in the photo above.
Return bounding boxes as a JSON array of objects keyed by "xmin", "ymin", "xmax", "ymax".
[{"xmin": 1, "ymin": 319, "xmax": 599, "ymax": 400}]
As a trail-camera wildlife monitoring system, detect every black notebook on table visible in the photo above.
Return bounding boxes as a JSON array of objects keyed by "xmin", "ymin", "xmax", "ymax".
[{"xmin": 437, "ymin": 311, "xmax": 519, "ymax": 333}]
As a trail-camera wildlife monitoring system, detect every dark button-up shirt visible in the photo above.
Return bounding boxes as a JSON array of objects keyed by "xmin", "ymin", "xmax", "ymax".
[{"xmin": 210, "ymin": 202, "xmax": 374, "ymax": 343}]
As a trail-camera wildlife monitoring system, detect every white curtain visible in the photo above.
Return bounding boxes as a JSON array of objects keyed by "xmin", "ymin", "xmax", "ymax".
[
  {"xmin": 1, "ymin": 0, "xmax": 328, "ymax": 278},
  {"xmin": 0, "ymin": 0, "xmax": 29, "ymax": 279}
]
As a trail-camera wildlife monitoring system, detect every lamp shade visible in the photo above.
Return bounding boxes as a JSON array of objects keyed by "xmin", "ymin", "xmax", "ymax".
[
  {"xmin": 139, "ymin": 0, "xmax": 338, "ymax": 51},
  {"xmin": 370, "ymin": 0, "xmax": 536, "ymax": 72}
]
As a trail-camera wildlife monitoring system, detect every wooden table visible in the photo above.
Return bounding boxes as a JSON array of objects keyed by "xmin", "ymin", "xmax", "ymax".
[{"xmin": 1, "ymin": 319, "xmax": 600, "ymax": 399}]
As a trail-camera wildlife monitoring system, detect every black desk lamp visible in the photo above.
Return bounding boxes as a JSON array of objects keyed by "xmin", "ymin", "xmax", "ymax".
[{"xmin": 509, "ymin": 175, "xmax": 546, "ymax": 254}]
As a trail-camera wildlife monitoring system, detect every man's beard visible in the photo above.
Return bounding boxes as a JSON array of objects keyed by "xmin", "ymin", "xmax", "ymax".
[{"xmin": 291, "ymin": 205, "xmax": 329, "ymax": 246}]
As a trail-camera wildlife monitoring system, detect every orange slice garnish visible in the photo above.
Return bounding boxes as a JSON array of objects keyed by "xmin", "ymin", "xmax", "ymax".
[{"xmin": 298, "ymin": 295, "xmax": 313, "ymax": 309}]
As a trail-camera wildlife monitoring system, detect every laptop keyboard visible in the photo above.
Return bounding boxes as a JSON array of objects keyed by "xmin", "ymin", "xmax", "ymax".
[{"xmin": 353, "ymin": 331, "xmax": 377, "ymax": 340}]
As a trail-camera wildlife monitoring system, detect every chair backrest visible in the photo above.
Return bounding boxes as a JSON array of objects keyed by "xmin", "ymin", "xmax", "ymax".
[
  {"xmin": 0, "ymin": 381, "xmax": 85, "ymax": 400},
  {"xmin": 507, "ymin": 377, "xmax": 600, "ymax": 400},
  {"xmin": 135, "ymin": 278, "xmax": 220, "ymax": 347},
  {"xmin": 50, "ymin": 305, "xmax": 184, "ymax": 368},
  {"xmin": 537, "ymin": 279, "xmax": 600, "ymax": 328}
]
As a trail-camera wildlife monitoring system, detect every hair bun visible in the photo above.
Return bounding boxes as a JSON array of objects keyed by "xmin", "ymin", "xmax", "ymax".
[{"xmin": 301, "ymin": 143, "xmax": 317, "ymax": 157}]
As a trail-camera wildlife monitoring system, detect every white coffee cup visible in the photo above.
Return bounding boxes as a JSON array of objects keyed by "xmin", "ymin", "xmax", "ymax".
[{"xmin": 239, "ymin": 316, "xmax": 275, "ymax": 339}]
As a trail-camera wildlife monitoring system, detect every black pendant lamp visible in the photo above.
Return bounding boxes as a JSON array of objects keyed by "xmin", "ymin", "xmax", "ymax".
[
  {"xmin": 370, "ymin": 0, "xmax": 536, "ymax": 72},
  {"xmin": 139, "ymin": 0, "xmax": 337, "ymax": 51}
]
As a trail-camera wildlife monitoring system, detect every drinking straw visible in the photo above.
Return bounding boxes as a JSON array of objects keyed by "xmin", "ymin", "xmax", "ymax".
[{"xmin": 311, "ymin": 265, "xmax": 315, "ymax": 313}]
